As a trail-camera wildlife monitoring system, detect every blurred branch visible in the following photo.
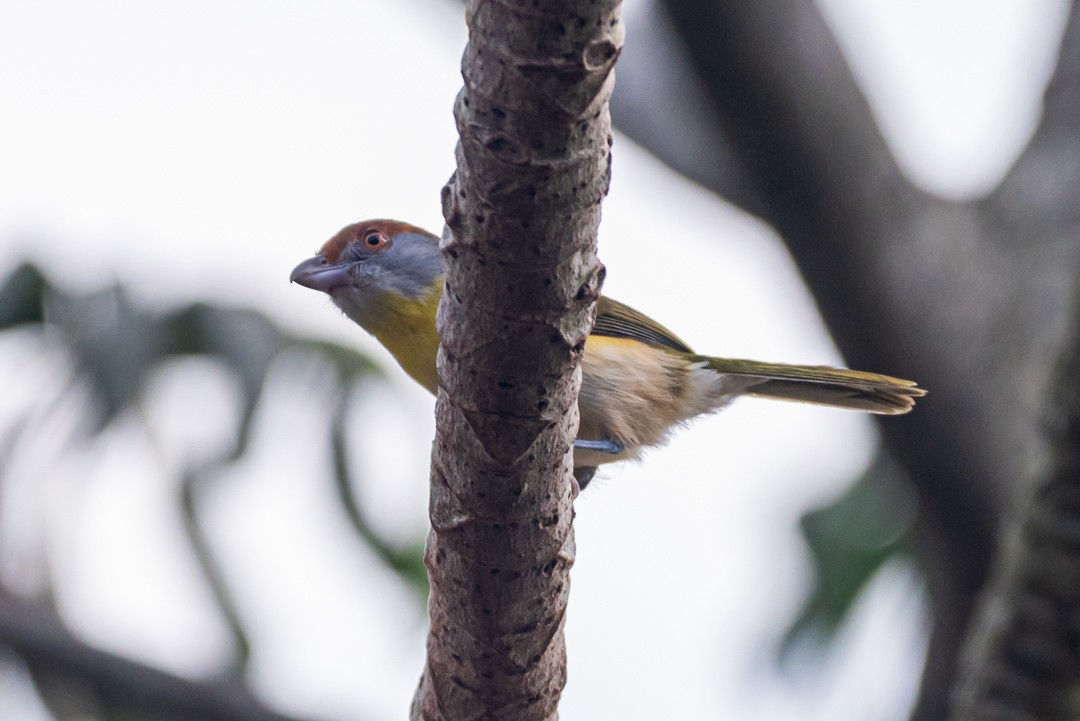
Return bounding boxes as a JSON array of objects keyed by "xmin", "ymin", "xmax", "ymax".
[
  {"xmin": 611, "ymin": 0, "xmax": 763, "ymax": 215},
  {"xmin": 649, "ymin": 4, "xmax": 1007, "ymax": 718},
  {"xmin": 657, "ymin": 0, "xmax": 916, "ymax": 231},
  {"xmin": 993, "ymin": 1, "xmax": 1080, "ymax": 232},
  {"xmin": 950, "ymin": 7, "xmax": 1080, "ymax": 712},
  {"xmin": 0, "ymin": 262, "xmax": 402, "ymax": 719},
  {"xmin": 0, "ymin": 593, "xmax": 318, "ymax": 721},
  {"xmin": 180, "ymin": 470, "xmax": 253, "ymax": 680},
  {"xmin": 0, "ymin": 263, "xmax": 46, "ymax": 327},
  {"xmin": 172, "ymin": 373, "xmax": 266, "ymax": 681},
  {"xmin": 950, "ymin": 295, "xmax": 1080, "ymax": 720},
  {"xmin": 329, "ymin": 396, "xmax": 428, "ymax": 598}
]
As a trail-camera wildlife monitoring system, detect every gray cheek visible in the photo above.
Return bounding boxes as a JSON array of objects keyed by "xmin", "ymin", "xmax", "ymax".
[
  {"xmin": 330, "ymin": 285, "xmax": 376, "ymax": 324},
  {"xmin": 379, "ymin": 273, "xmax": 430, "ymax": 299},
  {"xmin": 373, "ymin": 238, "xmax": 443, "ymax": 298},
  {"xmin": 366, "ymin": 263, "xmax": 418, "ymax": 297}
]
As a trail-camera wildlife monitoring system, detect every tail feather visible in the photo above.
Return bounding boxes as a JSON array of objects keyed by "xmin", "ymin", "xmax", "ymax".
[{"xmin": 694, "ymin": 356, "xmax": 926, "ymax": 415}]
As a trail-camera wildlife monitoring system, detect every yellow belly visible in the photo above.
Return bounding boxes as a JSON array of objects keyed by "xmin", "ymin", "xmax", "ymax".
[{"xmin": 366, "ymin": 287, "xmax": 442, "ymax": 394}]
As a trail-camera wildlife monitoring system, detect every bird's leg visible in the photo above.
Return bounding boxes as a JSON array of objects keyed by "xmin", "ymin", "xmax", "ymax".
[{"xmin": 573, "ymin": 439, "xmax": 625, "ymax": 455}]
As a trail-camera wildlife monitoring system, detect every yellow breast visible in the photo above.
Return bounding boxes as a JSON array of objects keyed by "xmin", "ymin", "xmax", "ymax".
[{"xmin": 366, "ymin": 283, "xmax": 443, "ymax": 394}]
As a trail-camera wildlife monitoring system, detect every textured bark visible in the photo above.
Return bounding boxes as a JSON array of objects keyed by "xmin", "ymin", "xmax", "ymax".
[
  {"xmin": 621, "ymin": 1, "xmax": 1080, "ymax": 718},
  {"xmin": 410, "ymin": 2, "xmax": 622, "ymax": 719},
  {"xmin": 951, "ymin": 311, "xmax": 1080, "ymax": 717}
]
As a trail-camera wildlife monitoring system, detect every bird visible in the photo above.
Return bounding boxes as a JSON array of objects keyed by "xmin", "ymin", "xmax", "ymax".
[{"xmin": 291, "ymin": 219, "xmax": 925, "ymax": 489}]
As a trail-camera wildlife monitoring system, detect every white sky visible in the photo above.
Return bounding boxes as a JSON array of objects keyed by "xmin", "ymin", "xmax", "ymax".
[{"xmin": 0, "ymin": 1, "xmax": 1067, "ymax": 720}]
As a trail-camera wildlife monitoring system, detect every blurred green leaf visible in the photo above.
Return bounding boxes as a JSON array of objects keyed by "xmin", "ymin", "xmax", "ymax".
[
  {"xmin": 331, "ymin": 396, "xmax": 430, "ymax": 599},
  {"xmin": 780, "ymin": 454, "xmax": 918, "ymax": 665},
  {"xmin": 0, "ymin": 261, "xmax": 427, "ymax": 609}
]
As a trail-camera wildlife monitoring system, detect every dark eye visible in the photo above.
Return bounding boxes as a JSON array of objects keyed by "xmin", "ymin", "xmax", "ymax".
[{"xmin": 362, "ymin": 231, "xmax": 390, "ymax": 251}]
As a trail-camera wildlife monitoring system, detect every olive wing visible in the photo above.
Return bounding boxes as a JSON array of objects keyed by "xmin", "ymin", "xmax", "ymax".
[{"xmin": 591, "ymin": 297, "xmax": 694, "ymax": 353}]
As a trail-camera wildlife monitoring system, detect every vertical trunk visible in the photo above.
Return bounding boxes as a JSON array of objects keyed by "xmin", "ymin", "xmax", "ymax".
[
  {"xmin": 410, "ymin": 2, "xmax": 623, "ymax": 719},
  {"xmin": 950, "ymin": 309, "xmax": 1080, "ymax": 719}
]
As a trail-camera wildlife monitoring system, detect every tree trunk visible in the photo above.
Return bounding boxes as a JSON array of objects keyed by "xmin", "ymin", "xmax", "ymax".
[
  {"xmin": 614, "ymin": 1, "xmax": 1080, "ymax": 717},
  {"xmin": 410, "ymin": 1, "xmax": 622, "ymax": 719},
  {"xmin": 950, "ymin": 295, "xmax": 1080, "ymax": 719}
]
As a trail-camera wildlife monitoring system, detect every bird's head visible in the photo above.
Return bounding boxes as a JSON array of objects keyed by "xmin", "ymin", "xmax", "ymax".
[{"xmin": 290, "ymin": 219, "xmax": 443, "ymax": 334}]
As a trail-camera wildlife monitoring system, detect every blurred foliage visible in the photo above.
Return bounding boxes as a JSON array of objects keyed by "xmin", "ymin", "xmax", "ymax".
[
  {"xmin": 781, "ymin": 454, "xmax": 919, "ymax": 664},
  {"xmin": 0, "ymin": 260, "xmax": 924, "ymax": 710},
  {"xmin": 0, "ymin": 261, "xmax": 429, "ymax": 681}
]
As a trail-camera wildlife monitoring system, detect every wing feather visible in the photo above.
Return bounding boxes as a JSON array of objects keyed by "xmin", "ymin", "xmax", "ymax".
[
  {"xmin": 694, "ymin": 356, "xmax": 926, "ymax": 415},
  {"xmin": 589, "ymin": 298, "xmax": 925, "ymax": 415},
  {"xmin": 592, "ymin": 297, "xmax": 694, "ymax": 353}
]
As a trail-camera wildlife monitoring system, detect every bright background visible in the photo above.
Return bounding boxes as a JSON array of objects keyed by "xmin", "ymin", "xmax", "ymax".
[{"xmin": 0, "ymin": 1, "xmax": 1067, "ymax": 719}]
